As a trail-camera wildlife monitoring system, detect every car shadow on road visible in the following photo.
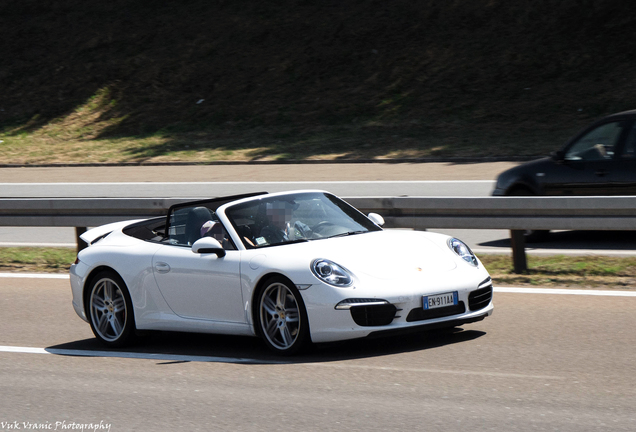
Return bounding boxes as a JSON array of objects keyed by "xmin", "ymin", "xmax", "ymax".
[
  {"xmin": 45, "ymin": 327, "xmax": 486, "ymax": 364},
  {"xmin": 480, "ymin": 230, "xmax": 636, "ymax": 251}
]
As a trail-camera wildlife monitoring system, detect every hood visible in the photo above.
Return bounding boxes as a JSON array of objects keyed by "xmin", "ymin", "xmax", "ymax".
[
  {"xmin": 503, "ymin": 157, "xmax": 553, "ymax": 176},
  {"xmin": 495, "ymin": 156, "xmax": 554, "ymax": 192},
  {"xmin": 266, "ymin": 230, "xmax": 458, "ymax": 281}
]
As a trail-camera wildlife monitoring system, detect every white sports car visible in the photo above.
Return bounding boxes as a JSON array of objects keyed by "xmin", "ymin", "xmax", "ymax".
[{"xmin": 70, "ymin": 190, "xmax": 493, "ymax": 355}]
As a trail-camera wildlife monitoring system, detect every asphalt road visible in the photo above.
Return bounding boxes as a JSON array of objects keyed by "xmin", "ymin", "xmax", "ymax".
[
  {"xmin": 1, "ymin": 276, "xmax": 635, "ymax": 431},
  {"xmin": 0, "ymin": 180, "xmax": 495, "ymax": 198},
  {"xmin": 0, "ymin": 162, "xmax": 505, "ymax": 198},
  {"xmin": 0, "ymin": 162, "xmax": 517, "ymax": 183}
]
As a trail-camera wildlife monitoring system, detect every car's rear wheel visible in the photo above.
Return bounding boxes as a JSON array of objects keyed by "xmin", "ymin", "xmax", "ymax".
[
  {"xmin": 257, "ymin": 276, "xmax": 309, "ymax": 355},
  {"xmin": 87, "ymin": 270, "xmax": 136, "ymax": 347}
]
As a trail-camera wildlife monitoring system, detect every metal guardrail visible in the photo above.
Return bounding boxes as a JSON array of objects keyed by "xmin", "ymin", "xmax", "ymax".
[
  {"xmin": 0, "ymin": 198, "xmax": 191, "ymax": 227},
  {"xmin": 1, "ymin": 196, "xmax": 635, "ymax": 272},
  {"xmin": 349, "ymin": 196, "xmax": 636, "ymax": 230}
]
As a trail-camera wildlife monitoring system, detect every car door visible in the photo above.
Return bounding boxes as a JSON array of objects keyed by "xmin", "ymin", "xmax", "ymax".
[
  {"xmin": 611, "ymin": 120, "xmax": 636, "ymax": 195},
  {"xmin": 544, "ymin": 120, "xmax": 628, "ymax": 195},
  {"xmin": 152, "ymin": 245, "xmax": 244, "ymax": 322},
  {"xmin": 151, "ymin": 206, "xmax": 245, "ymax": 323}
]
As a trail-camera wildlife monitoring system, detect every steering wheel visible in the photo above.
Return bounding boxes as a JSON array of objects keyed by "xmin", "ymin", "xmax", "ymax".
[{"xmin": 313, "ymin": 221, "xmax": 335, "ymax": 232}]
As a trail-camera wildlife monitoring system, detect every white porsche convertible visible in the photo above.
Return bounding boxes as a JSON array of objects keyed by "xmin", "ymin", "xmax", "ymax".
[{"xmin": 70, "ymin": 190, "xmax": 493, "ymax": 355}]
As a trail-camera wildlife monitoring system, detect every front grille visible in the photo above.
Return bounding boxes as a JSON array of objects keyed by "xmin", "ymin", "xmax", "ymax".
[
  {"xmin": 406, "ymin": 302, "xmax": 466, "ymax": 322},
  {"xmin": 350, "ymin": 304, "xmax": 397, "ymax": 326},
  {"xmin": 468, "ymin": 285, "xmax": 493, "ymax": 311}
]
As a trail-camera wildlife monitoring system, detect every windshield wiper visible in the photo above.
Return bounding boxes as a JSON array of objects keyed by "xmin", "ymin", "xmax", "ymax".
[
  {"xmin": 329, "ymin": 230, "xmax": 367, "ymax": 239},
  {"xmin": 286, "ymin": 238, "xmax": 310, "ymax": 244},
  {"xmin": 255, "ymin": 238, "xmax": 309, "ymax": 248},
  {"xmin": 273, "ymin": 238, "xmax": 310, "ymax": 246}
]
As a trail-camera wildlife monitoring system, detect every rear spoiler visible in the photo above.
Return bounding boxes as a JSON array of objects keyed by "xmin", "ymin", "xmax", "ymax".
[{"xmin": 80, "ymin": 220, "xmax": 143, "ymax": 246}]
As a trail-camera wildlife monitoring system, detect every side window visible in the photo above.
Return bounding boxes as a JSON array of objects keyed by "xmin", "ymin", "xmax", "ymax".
[
  {"xmin": 565, "ymin": 121, "xmax": 623, "ymax": 161},
  {"xmin": 621, "ymin": 123, "xmax": 636, "ymax": 159},
  {"xmin": 167, "ymin": 206, "xmax": 235, "ymax": 250}
]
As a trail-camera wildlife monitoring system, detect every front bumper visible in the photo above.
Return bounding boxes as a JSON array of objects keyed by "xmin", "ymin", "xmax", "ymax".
[{"xmin": 304, "ymin": 276, "xmax": 494, "ymax": 343}]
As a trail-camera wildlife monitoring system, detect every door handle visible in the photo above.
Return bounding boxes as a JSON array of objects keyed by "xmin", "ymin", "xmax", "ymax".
[
  {"xmin": 154, "ymin": 262, "xmax": 171, "ymax": 273},
  {"xmin": 595, "ymin": 169, "xmax": 608, "ymax": 177}
]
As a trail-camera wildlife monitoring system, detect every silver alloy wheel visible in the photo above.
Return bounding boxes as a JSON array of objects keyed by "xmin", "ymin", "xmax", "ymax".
[
  {"xmin": 259, "ymin": 282, "xmax": 301, "ymax": 350},
  {"xmin": 90, "ymin": 277, "xmax": 128, "ymax": 342}
]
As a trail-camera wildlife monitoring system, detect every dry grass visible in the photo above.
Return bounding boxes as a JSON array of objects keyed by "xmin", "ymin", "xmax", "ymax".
[
  {"xmin": 0, "ymin": 248, "xmax": 76, "ymax": 273},
  {"xmin": 0, "ymin": 94, "xmax": 573, "ymax": 164},
  {"xmin": 480, "ymin": 255, "xmax": 636, "ymax": 289}
]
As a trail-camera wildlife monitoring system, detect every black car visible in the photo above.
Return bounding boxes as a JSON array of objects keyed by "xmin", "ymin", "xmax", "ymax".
[{"xmin": 493, "ymin": 110, "xmax": 636, "ymax": 197}]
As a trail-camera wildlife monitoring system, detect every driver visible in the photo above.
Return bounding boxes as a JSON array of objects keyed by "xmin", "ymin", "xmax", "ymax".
[{"xmin": 259, "ymin": 201, "xmax": 310, "ymax": 244}]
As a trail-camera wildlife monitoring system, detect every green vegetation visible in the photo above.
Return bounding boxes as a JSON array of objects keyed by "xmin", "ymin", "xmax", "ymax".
[
  {"xmin": 479, "ymin": 255, "xmax": 636, "ymax": 289},
  {"xmin": 2, "ymin": 1, "xmax": 635, "ymax": 164},
  {"xmin": 0, "ymin": 248, "xmax": 76, "ymax": 273}
]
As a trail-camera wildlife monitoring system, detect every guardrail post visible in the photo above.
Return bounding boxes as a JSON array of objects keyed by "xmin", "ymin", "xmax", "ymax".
[
  {"xmin": 510, "ymin": 230, "xmax": 528, "ymax": 273},
  {"xmin": 75, "ymin": 227, "xmax": 88, "ymax": 253}
]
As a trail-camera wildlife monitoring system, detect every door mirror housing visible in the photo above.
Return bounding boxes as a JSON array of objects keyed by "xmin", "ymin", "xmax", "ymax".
[
  {"xmin": 367, "ymin": 212, "xmax": 385, "ymax": 227},
  {"xmin": 192, "ymin": 237, "xmax": 226, "ymax": 257},
  {"xmin": 551, "ymin": 150, "xmax": 566, "ymax": 163}
]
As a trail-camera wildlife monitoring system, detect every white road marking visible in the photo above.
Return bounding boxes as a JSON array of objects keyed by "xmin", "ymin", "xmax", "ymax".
[
  {"xmin": 0, "ymin": 345, "xmax": 563, "ymax": 379},
  {"xmin": 495, "ymin": 287, "xmax": 636, "ymax": 296},
  {"xmin": 0, "ymin": 180, "xmax": 495, "ymax": 185},
  {"xmin": 474, "ymin": 248, "xmax": 636, "ymax": 256},
  {"xmin": 0, "ymin": 345, "xmax": 284, "ymax": 364},
  {"xmin": 0, "ymin": 242, "xmax": 76, "ymax": 248},
  {"xmin": 0, "ymin": 273, "xmax": 70, "ymax": 279},
  {"xmin": 0, "ymin": 273, "xmax": 634, "ymax": 297}
]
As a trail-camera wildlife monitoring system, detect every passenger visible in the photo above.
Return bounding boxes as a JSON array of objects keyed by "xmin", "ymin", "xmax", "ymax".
[{"xmin": 201, "ymin": 220, "xmax": 230, "ymax": 248}]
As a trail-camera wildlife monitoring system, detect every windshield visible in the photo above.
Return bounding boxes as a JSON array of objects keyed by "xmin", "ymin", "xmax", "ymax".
[{"xmin": 225, "ymin": 192, "xmax": 381, "ymax": 248}]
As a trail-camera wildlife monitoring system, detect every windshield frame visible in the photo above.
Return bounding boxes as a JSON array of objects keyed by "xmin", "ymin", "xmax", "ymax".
[{"xmin": 222, "ymin": 191, "xmax": 382, "ymax": 249}]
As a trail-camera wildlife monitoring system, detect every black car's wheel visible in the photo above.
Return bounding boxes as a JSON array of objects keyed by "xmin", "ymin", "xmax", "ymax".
[
  {"xmin": 256, "ymin": 276, "xmax": 310, "ymax": 355},
  {"xmin": 509, "ymin": 187, "xmax": 550, "ymax": 243},
  {"xmin": 87, "ymin": 270, "xmax": 136, "ymax": 347}
]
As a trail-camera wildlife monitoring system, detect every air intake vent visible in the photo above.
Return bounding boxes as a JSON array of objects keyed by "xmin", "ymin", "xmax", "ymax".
[
  {"xmin": 468, "ymin": 285, "xmax": 493, "ymax": 311},
  {"xmin": 350, "ymin": 304, "xmax": 397, "ymax": 327},
  {"xmin": 406, "ymin": 302, "xmax": 466, "ymax": 322}
]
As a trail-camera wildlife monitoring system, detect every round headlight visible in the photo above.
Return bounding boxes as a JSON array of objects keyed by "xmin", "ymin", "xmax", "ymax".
[
  {"xmin": 311, "ymin": 259, "xmax": 353, "ymax": 287},
  {"xmin": 448, "ymin": 238, "xmax": 478, "ymax": 267}
]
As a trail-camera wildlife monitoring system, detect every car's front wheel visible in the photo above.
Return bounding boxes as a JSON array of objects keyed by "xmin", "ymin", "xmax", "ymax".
[
  {"xmin": 257, "ymin": 276, "xmax": 309, "ymax": 355},
  {"xmin": 87, "ymin": 270, "xmax": 136, "ymax": 347}
]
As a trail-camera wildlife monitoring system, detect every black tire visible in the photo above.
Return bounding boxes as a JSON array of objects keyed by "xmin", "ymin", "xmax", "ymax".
[
  {"xmin": 86, "ymin": 270, "xmax": 136, "ymax": 347},
  {"xmin": 509, "ymin": 187, "xmax": 550, "ymax": 243},
  {"xmin": 256, "ymin": 276, "xmax": 310, "ymax": 355}
]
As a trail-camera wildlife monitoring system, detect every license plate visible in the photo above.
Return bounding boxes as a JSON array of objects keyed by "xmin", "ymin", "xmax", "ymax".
[{"xmin": 423, "ymin": 291, "xmax": 458, "ymax": 310}]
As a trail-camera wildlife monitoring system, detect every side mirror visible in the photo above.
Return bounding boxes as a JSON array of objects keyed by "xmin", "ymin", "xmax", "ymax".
[
  {"xmin": 551, "ymin": 150, "xmax": 565, "ymax": 163},
  {"xmin": 367, "ymin": 212, "xmax": 385, "ymax": 227},
  {"xmin": 192, "ymin": 237, "xmax": 226, "ymax": 257}
]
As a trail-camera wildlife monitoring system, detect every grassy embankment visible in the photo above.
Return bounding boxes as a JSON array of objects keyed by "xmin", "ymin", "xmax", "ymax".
[
  {"xmin": 3, "ymin": 248, "xmax": 635, "ymax": 289},
  {"xmin": 2, "ymin": 1, "xmax": 635, "ymax": 164}
]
